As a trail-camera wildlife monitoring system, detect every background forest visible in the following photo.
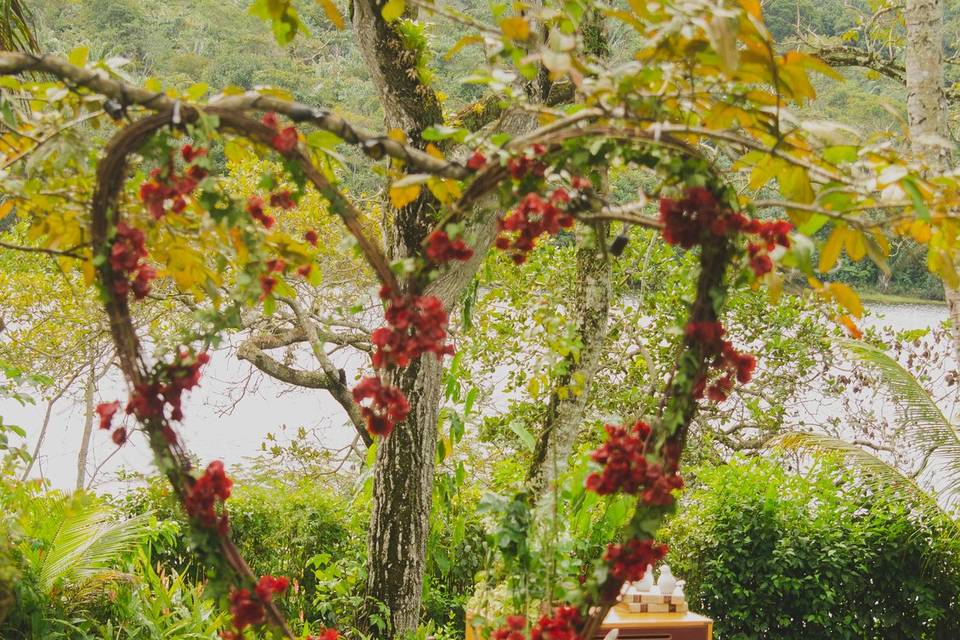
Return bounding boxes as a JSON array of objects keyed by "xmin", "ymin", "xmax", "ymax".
[{"xmin": 2, "ymin": 0, "xmax": 960, "ymax": 639}]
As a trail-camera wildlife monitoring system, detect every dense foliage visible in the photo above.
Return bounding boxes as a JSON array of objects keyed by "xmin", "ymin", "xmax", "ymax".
[{"xmin": 665, "ymin": 458, "xmax": 960, "ymax": 639}]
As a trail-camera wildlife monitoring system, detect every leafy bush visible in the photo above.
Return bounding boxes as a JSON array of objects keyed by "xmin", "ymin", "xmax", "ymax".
[{"xmin": 663, "ymin": 458, "xmax": 960, "ymax": 640}]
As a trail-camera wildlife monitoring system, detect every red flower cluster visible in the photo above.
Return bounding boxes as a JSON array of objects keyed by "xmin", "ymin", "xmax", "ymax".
[
  {"xmin": 138, "ymin": 145, "xmax": 208, "ymax": 219},
  {"xmin": 659, "ymin": 187, "xmax": 792, "ymax": 276},
  {"xmin": 585, "ymin": 421, "xmax": 683, "ymax": 506},
  {"xmin": 307, "ymin": 630, "xmax": 340, "ymax": 640},
  {"xmin": 246, "ymin": 195, "xmax": 275, "ymax": 229},
  {"xmin": 262, "ymin": 112, "xmax": 298, "ymax": 154},
  {"xmin": 604, "ymin": 538, "xmax": 669, "ymax": 582},
  {"xmin": 352, "ymin": 376, "xmax": 411, "ymax": 437},
  {"xmin": 95, "ymin": 400, "xmax": 127, "ymax": 445},
  {"xmin": 185, "ymin": 460, "xmax": 232, "ymax": 533},
  {"xmin": 372, "ymin": 291, "xmax": 454, "ymax": 368},
  {"xmin": 425, "ymin": 230, "xmax": 474, "ymax": 263},
  {"xmin": 507, "ymin": 144, "xmax": 547, "ymax": 179},
  {"xmin": 746, "ymin": 219, "xmax": 792, "ymax": 277},
  {"xmin": 492, "ymin": 615, "xmax": 527, "ymax": 640},
  {"xmin": 686, "ymin": 321, "xmax": 757, "ymax": 402},
  {"xmin": 530, "ymin": 606, "xmax": 580, "ymax": 640},
  {"xmin": 269, "ymin": 190, "xmax": 296, "ymax": 210},
  {"xmin": 125, "ymin": 349, "xmax": 211, "ymax": 425},
  {"xmin": 495, "ymin": 189, "xmax": 574, "ymax": 264},
  {"xmin": 466, "ymin": 150, "xmax": 487, "ymax": 170},
  {"xmin": 255, "ymin": 575, "xmax": 289, "ymax": 602},
  {"xmin": 109, "ymin": 222, "xmax": 156, "ymax": 299},
  {"xmin": 304, "ymin": 229, "xmax": 319, "ymax": 246},
  {"xmin": 222, "ymin": 588, "xmax": 262, "ymax": 639}
]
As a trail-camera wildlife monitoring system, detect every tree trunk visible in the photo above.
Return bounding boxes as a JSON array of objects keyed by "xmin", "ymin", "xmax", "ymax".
[
  {"xmin": 527, "ymin": 222, "xmax": 611, "ymax": 496},
  {"xmin": 75, "ymin": 353, "xmax": 96, "ymax": 491},
  {"xmin": 904, "ymin": 0, "xmax": 960, "ymax": 358}
]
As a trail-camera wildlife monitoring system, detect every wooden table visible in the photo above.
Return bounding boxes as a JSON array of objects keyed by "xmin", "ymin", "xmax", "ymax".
[{"xmin": 596, "ymin": 606, "xmax": 713, "ymax": 640}]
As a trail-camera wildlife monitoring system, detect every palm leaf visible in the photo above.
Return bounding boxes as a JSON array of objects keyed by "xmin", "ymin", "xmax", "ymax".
[
  {"xmin": 38, "ymin": 501, "xmax": 150, "ymax": 594},
  {"xmin": 837, "ymin": 337, "xmax": 960, "ymax": 507},
  {"xmin": 775, "ymin": 431, "xmax": 960, "ymax": 540},
  {"xmin": 0, "ymin": 0, "xmax": 38, "ymax": 52}
]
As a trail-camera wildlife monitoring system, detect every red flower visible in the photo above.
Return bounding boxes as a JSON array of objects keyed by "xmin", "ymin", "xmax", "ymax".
[
  {"xmin": 247, "ymin": 195, "xmax": 275, "ymax": 229},
  {"xmin": 307, "ymin": 630, "xmax": 340, "ymax": 640},
  {"xmin": 96, "ymin": 401, "xmax": 121, "ymax": 430},
  {"xmin": 492, "ymin": 614, "xmax": 527, "ymax": 640},
  {"xmin": 297, "ymin": 264, "xmax": 313, "ymax": 278},
  {"xmin": 304, "ymin": 229, "xmax": 319, "ymax": 246},
  {"xmin": 686, "ymin": 321, "xmax": 756, "ymax": 399},
  {"xmin": 261, "ymin": 112, "xmax": 279, "ymax": 129},
  {"xmin": 425, "ymin": 230, "xmax": 474, "ymax": 263},
  {"xmin": 585, "ymin": 421, "xmax": 653, "ymax": 495},
  {"xmin": 605, "ymin": 538, "xmax": 668, "ymax": 582},
  {"xmin": 495, "ymin": 188, "xmax": 574, "ymax": 263},
  {"xmin": 255, "ymin": 575, "xmax": 289, "ymax": 602},
  {"xmin": 259, "ymin": 275, "xmax": 277, "ymax": 299},
  {"xmin": 272, "ymin": 126, "xmax": 298, "ymax": 154},
  {"xmin": 269, "ymin": 190, "xmax": 296, "ymax": 210},
  {"xmin": 185, "ymin": 460, "xmax": 232, "ymax": 533},
  {"xmin": 109, "ymin": 223, "xmax": 155, "ymax": 300},
  {"xmin": 228, "ymin": 587, "xmax": 264, "ymax": 632},
  {"xmin": 181, "ymin": 144, "xmax": 207, "ymax": 163},
  {"xmin": 531, "ymin": 606, "xmax": 581, "ymax": 640},
  {"xmin": 372, "ymin": 294, "xmax": 454, "ymax": 368},
  {"xmin": 352, "ymin": 376, "xmax": 411, "ymax": 437},
  {"xmin": 466, "ymin": 150, "xmax": 487, "ymax": 170},
  {"xmin": 111, "ymin": 427, "xmax": 128, "ymax": 446}
]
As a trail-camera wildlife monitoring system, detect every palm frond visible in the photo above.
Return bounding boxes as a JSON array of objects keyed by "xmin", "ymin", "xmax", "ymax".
[
  {"xmin": 837, "ymin": 337, "xmax": 960, "ymax": 506},
  {"xmin": 38, "ymin": 501, "xmax": 150, "ymax": 594},
  {"xmin": 774, "ymin": 431, "xmax": 960, "ymax": 539},
  {"xmin": 0, "ymin": 0, "xmax": 38, "ymax": 52}
]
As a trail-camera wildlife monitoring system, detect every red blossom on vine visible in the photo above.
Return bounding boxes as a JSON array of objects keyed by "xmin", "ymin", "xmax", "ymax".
[
  {"xmin": 246, "ymin": 195, "xmax": 275, "ymax": 229},
  {"xmin": 352, "ymin": 376, "xmax": 411, "ymax": 436},
  {"xmin": 255, "ymin": 575, "xmax": 289, "ymax": 601},
  {"xmin": 659, "ymin": 187, "xmax": 792, "ymax": 276},
  {"xmin": 96, "ymin": 400, "xmax": 121, "ymax": 430},
  {"xmin": 586, "ymin": 421, "xmax": 684, "ymax": 506},
  {"xmin": 307, "ymin": 629, "xmax": 340, "ymax": 640},
  {"xmin": 223, "ymin": 587, "xmax": 264, "ymax": 637},
  {"xmin": 466, "ymin": 150, "xmax": 487, "ymax": 170},
  {"xmin": 605, "ymin": 538, "xmax": 669, "ymax": 582},
  {"xmin": 269, "ymin": 190, "xmax": 296, "ymax": 209},
  {"xmin": 109, "ymin": 222, "xmax": 155, "ymax": 300},
  {"xmin": 259, "ymin": 275, "xmax": 277, "ymax": 299},
  {"xmin": 297, "ymin": 264, "xmax": 313, "ymax": 279},
  {"xmin": 425, "ymin": 230, "xmax": 474, "ymax": 263},
  {"xmin": 304, "ymin": 229, "xmax": 319, "ymax": 246},
  {"xmin": 125, "ymin": 349, "xmax": 210, "ymax": 423},
  {"xmin": 185, "ymin": 460, "xmax": 232, "ymax": 533},
  {"xmin": 272, "ymin": 127, "xmax": 298, "ymax": 154},
  {"xmin": 372, "ymin": 292, "xmax": 454, "ymax": 368},
  {"xmin": 181, "ymin": 144, "xmax": 207, "ymax": 163},
  {"xmin": 261, "ymin": 112, "xmax": 279, "ymax": 129},
  {"xmin": 685, "ymin": 321, "xmax": 756, "ymax": 402},
  {"xmin": 530, "ymin": 606, "xmax": 581, "ymax": 640},
  {"xmin": 111, "ymin": 427, "xmax": 128, "ymax": 446},
  {"xmin": 495, "ymin": 189, "xmax": 574, "ymax": 264},
  {"xmin": 492, "ymin": 614, "xmax": 527, "ymax": 640}
]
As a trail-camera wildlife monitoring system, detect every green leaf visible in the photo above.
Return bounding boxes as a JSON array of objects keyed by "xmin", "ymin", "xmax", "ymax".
[
  {"xmin": 901, "ymin": 177, "xmax": 930, "ymax": 221},
  {"xmin": 507, "ymin": 419, "xmax": 536, "ymax": 452}
]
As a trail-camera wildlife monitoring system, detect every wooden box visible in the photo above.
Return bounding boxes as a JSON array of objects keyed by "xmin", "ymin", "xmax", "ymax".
[{"xmin": 596, "ymin": 605, "xmax": 713, "ymax": 640}]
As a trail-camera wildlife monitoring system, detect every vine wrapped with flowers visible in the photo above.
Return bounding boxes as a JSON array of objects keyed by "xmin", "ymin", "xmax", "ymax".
[{"xmin": 1, "ymin": 0, "xmax": 958, "ymax": 637}]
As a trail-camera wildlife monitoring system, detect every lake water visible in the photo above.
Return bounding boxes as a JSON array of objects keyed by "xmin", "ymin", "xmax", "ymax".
[{"xmin": 2, "ymin": 301, "xmax": 951, "ymax": 492}]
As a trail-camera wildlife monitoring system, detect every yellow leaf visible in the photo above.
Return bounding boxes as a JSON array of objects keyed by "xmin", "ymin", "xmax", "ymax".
[
  {"xmin": 844, "ymin": 228, "xmax": 866, "ymax": 261},
  {"xmin": 818, "ymin": 226, "xmax": 846, "ymax": 273},
  {"xmin": 315, "ymin": 0, "xmax": 345, "ymax": 29},
  {"xmin": 68, "ymin": 46, "xmax": 89, "ymax": 67},
  {"xmin": 382, "ymin": 0, "xmax": 404, "ymax": 22},
  {"xmin": 828, "ymin": 282, "xmax": 863, "ymax": 318},
  {"xmin": 390, "ymin": 182, "xmax": 421, "ymax": 208},
  {"xmin": 425, "ymin": 143, "xmax": 444, "ymax": 159},
  {"xmin": 910, "ymin": 219, "xmax": 932, "ymax": 243},
  {"xmin": 500, "ymin": 16, "xmax": 530, "ymax": 41},
  {"xmin": 427, "ymin": 177, "xmax": 461, "ymax": 204},
  {"xmin": 738, "ymin": 0, "xmax": 762, "ymax": 19},
  {"xmin": 839, "ymin": 314, "xmax": 862, "ymax": 339},
  {"xmin": 444, "ymin": 35, "xmax": 482, "ymax": 61},
  {"xmin": 387, "ymin": 128, "xmax": 408, "ymax": 143}
]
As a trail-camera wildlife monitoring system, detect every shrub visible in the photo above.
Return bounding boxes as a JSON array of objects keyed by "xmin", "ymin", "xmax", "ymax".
[{"xmin": 662, "ymin": 458, "xmax": 960, "ymax": 640}]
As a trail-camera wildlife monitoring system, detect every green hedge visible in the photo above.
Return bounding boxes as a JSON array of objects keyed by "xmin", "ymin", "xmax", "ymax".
[{"xmin": 663, "ymin": 458, "xmax": 960, "ymax": 640}]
